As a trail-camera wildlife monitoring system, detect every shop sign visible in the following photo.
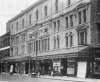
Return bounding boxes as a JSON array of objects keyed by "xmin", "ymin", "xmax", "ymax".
[{"xmin": 67, "ymin": 68, "xmax": 74, "ymax": 74}]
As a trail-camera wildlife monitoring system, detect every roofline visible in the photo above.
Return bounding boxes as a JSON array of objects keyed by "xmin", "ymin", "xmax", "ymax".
[{"xmin": 8, "ymin": 0, "xmax": 48, "ymax": 23}]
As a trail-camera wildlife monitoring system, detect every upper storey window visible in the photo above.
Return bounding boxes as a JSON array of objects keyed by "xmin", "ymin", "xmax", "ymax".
[
  {"xmin": 78, "ymin": 9, "xmax": 87, "ymax": 24},
  {"xmin": 29, "ymin": 14, "xmax": 32, "ymax": 24},
  {"xmin": 78, "ymin": 11, "xmax": 81, "ymax": 24},
  {"xmin": 68, "ymin": 0, "xmax": 71, "ymax": 6},
  {"xmin": 44, "ymin": 5, "xmax": 48, "ymax": 17},
  {"xmin": 70, "ymin": 15, "xmax": 73, "ymax": 27},
  {"xmin": 22, "ymin": 19, "xmax": 25, "ymax": 28},
  {"xmin": 36, "ymin": 10, "xmax": 39, "ymax": 20},
  {"xmin": 83, "ymin": 9, "xmax": 86, "ymax": 23},
  {"xmin": 11, "ymin": 24, "xmax": 13, "ymax": 33},
  {"xmin": 16, "ymin": 22, "xmax": 18, "ymax": 31},
  {"xmin": 55, "ymin": 0, "xmax": 58, "ymax": 12}
]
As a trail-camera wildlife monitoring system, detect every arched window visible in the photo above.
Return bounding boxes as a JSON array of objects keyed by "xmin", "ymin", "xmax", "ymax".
[
  {"xmin": 36, "ymin": 10, "xmax": 39, "ymax": 20},
  {"xmin": 55, "ymin": 0, "xmax": 58, "ymax": 11},
  {"xmin": 44, "ymin": 6, "xmax": 47, "ymax": 17}
]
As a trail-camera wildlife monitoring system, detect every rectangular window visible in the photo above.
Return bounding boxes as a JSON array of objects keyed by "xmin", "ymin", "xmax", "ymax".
[
  {"xmin": 65, "ymin": 17, "xmax": 68, "ymax": 28},
  {"xmin": 57, "ymin": 37, "xmax": 60, "ymax": 49},
  {"xmin": 28, "ymin": 42, "xmax": 33, "ymax": 53},
  {"xmin": 53, "ymin": 22, "xmax": 56, "ymax": 32},
  {"xmin": 83, "ymin": 9, "xmax": 86, "ymax": 23},
  {"xmin": 29, "ymin": 14, "xmax": 31, "ymax": 24},
  {"xmin": 47, "ymin": 38, "xmax": 50, "ymax": 50},
  {"xmin": 34, "ymin": 41, "xmax": 36, "ymax": 52},
  {"xmin": 57, "ymin": 20, "xmax": 60, "ymax": 31},
  {"xmin": 65, "ymin": 36, "xmax": 68, "ymax": 47},
  {"xmin": 70, "ymin": 15, "xmax": 73, "ymax": 27},
  {"xmin": 70, "ymin": 35, "xmax": 73, "ymax": 47},
  {"xmin": 55, "ymin": 0, "xmax": 58, "ymax": 11},
  {"xmin": 78, "ymin": 31, "xmax": 87, "ymax": 45},
  {"xmin": 78, "ymin": 11, "xmax": 81, "ymax": 24},
  {"xmin": 44, "ymin": 6, "xmax": 47, "ymax": 17},
  {"xmin": 22, "ymin": 19, "xmax": 24, "ymax": 28},
  {"xmin": 54, "ymin": 37, "xmax": 56, "ymax": 49},
  {"xmin": 68, "ymin": 0, "xmax": 71, "ymax": 6},
  {"xmin": 36, "ymin": 10, "xmax": 39, "ymax": 20},
  {"xmin": 16, "ymin": 22, "xmax": 18, "ymax": 31}
]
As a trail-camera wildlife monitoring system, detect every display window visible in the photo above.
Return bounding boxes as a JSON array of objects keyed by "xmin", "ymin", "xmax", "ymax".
[
  {"xmin": 53, "ymin": 59, "xmax": 61, "ymax": 73},
  {"xmin": 67, "ymin": 59, "xmax": 76, "ymax": 75},
  {"xmin": 93, "ymin": 58, "xmax": 100, "ymax": 75}
]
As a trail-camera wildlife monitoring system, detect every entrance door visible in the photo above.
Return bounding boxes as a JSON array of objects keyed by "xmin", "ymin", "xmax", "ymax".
[{"xmin": 77, "ymin": 62, "xmax": 87, "ymax": 78}]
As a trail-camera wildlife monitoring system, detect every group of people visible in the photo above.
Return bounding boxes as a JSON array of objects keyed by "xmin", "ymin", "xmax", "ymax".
[{"xmin": 31, "ymin": 66, "xmax": 55, "ymax": 77}]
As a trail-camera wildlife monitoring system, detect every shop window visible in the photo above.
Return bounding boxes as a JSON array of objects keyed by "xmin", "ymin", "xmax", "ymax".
[
  {"xmin": 93, "ymin": 60, "xmax": 100, "ymax": 75},
  {"xmin": 67, "ymin": 59, "xmax": 75, "ymax": 75},
  {"xmin": 53, "ymin": 60, "xmax": 61, "ymax": 74}
]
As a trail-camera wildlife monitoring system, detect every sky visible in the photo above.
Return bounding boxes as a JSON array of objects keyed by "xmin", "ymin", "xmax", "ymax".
[{"xmin": 0, "ymin": 0, "xmax": 38, "ymax": 36}]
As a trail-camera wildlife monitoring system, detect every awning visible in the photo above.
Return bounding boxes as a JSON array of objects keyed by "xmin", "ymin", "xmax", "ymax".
[{"xmin": 0, "ymin": 46, "xmax": 90, "ymax": 62}]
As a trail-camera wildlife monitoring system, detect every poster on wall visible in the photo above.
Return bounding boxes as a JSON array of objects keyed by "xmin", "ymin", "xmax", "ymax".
[
  {"xmin": 10, "ymin": 65, "xmax": 13, "ymax": 73},
  {"xmin": 77, "ymin": 62, "xmax": 87, "ymax": 78}
]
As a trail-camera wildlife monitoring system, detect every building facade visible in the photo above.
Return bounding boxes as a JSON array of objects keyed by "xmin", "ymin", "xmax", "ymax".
[
  {"xmin": 0, "ymin": 32, "xmax": 10, "ymax": 73},
  {"xmin": 6, "ymin": 0, "xmax": 98, "ymax": 78}
]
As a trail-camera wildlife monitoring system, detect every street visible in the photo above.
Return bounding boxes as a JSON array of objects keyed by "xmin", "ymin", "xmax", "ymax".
[{"xmin": 0, "ymin": 74, "xmax": 82, "ymax": 82}]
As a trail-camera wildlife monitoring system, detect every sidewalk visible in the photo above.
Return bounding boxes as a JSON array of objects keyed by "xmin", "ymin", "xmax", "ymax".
[
  {"xmin": 39, "ymin": 75, "xmax": 100, "ymax": 82},
  {"xmin": 1, "ymin": 72, "xmax": 100, "ymax": 82}
]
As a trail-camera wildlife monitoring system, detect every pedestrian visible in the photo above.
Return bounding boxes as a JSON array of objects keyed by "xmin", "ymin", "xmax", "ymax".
[
  {"xmin": 48, "ymin": 67, "xmax": 52, "ymax": 76},
  {"xmin": 42, "ymin": 66, "xmax": 45, "ymax": 76},
  {"xmin": 51, "ymin": 68, "xmax": 55, "ymax": 77}
]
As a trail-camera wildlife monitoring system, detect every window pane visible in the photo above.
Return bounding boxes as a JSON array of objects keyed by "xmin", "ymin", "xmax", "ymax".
[
  {"xmin": 70, "ymin": 15, "xmax": 73, "ymax": 27},
  {"xmin": 65, "ymin": 17, "xmax": 68, "ymax": 28},
  {"xmin": 78, "ymin": 11, "xmax": 81, "ymax": 24},
  {"xmin": 83, "ymin": 9, "xmax": 86, "ymax": 23},
  {"xmin": 65, "ymin": 36, "xmax": 68, "ymax": 47}
]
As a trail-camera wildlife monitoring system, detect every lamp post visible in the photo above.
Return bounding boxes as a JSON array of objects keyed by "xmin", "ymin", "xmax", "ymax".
[{"xmin": 34, "ymin": 31, "xmax": 38, "ymax": 76}]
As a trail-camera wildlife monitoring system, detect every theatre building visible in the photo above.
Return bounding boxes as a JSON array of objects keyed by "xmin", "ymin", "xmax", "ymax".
[{"xmin": 6, "ymin": 0, "xmax": 100, "ymax": 78}]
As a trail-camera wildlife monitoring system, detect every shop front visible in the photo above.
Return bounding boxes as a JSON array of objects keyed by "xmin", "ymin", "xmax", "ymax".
[{"xmin": 91, "ymin": 47, "xmax": 100, "ymax": 78}]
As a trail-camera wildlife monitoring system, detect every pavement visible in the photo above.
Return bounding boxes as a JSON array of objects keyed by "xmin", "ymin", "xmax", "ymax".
[{"xmin": 1, "ymin": 72, "xmax": 100, "ymax": 82}]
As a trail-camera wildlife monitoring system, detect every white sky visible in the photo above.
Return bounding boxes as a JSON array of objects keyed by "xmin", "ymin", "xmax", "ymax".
[{"xmin": 0, "ymin": 0, "xmax": 38, "ymax": 36}]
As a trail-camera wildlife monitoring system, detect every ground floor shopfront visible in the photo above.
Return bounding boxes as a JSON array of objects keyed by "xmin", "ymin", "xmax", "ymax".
[
  {"xmin": 1, "ymin": 55, "xmax": 89, "ymax": 78},
  {"xmin": 1, "ymin": 45, "xmax": 100, "ymax": 78}
]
